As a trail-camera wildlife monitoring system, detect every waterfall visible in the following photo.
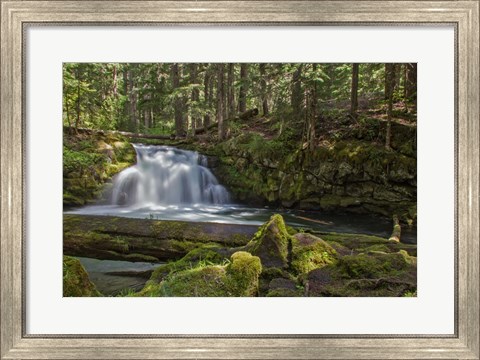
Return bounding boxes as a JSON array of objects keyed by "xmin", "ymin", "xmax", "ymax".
[{"xmin": 111, "ymin": 145, "xmax": 230, "ymax": 206}]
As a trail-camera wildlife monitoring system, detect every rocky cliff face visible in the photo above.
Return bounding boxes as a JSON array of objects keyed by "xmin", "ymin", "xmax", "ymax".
[{"xmin": 209, "ymin": 122, "xmax": 416, "ymax": 224}]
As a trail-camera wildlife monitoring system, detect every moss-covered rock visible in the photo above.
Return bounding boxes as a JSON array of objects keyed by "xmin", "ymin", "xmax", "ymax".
[
  {"xmin": 290, "ymin": 233, "xmax": 337, "ymax": 274},
  {"xmin": 63, "ymin": 129, "xmax": 136, "ymax": 207},
  {"xmin": 63, "ymin": 256, "xmax": 101, "ymax": 297},
  {"xmin": 225, "ymin": 251, "xmax": 262, "ymax": 296},
  {"xmin": 266, "ymin": 278, "xmax": 303, "ymax": 297},
  {"xmin": 246, "ymin": 214, "xmax": 290, "ymax": 269},
  {"xmin": 306, "ymin": 250, "xmax": 417, "ymax": 297},
  {"xmin": 140, "ymin": 251, "xmax": 262, "ymax": 297},
  {"xmin": 212, "ymin": 129, "xmax": 416, "ymax": 223},
  {"xmin": 147, "ymin": 243, "xmax": 226, "ymax": 283}
]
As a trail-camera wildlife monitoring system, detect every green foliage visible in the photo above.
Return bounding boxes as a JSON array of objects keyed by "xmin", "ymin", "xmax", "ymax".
[
  {"xmin": 141, "ymin": 251, "xmax": 262, "ymax": 297},
  {"xmin": 290, "ymin": 233, "xmax": 337, "ymax": 274},
  {"xmin": 226, "ymin": 251, "xmax": 262, "ymax": 296},
  {"xmin": 63, "ymin": 256, "xmax": 101, "ymax": 297},
  {"xmin": 63, "ymin": 147, "xmax": 103, "ymax": 174}
]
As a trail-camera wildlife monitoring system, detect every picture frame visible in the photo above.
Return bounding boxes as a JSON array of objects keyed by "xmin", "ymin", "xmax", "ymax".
[{"xmin": 1, "ymin": 1, "xmax": 478, "ymax": 358}]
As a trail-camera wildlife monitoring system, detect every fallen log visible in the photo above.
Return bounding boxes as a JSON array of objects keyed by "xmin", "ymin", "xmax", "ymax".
[
  {"xmin": 63, "ymin": 214, "xmax": 258, "ymax": 262},
  {"xmin": 238, "ymin": 108, "xmax": 259, "ymax": 121},
  {"xmin": 115, "ymin": 130, "xmax": 176, "ymax": 140},
  {"xmin": 194, "ymin": 122, "xmax": 218, "ymax": 135},
  {"xmin": 388, "ymin": 214, "xmax": 401, "ymax": 242},
  {"xmin": 64, "ymin": 126, "xmax": 179, "ymax": 140}
]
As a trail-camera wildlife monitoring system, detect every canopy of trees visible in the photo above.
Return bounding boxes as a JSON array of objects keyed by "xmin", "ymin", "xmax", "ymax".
[{"xmin": 63, "ymin": 63, "xmax": 417, "ymax": 148}]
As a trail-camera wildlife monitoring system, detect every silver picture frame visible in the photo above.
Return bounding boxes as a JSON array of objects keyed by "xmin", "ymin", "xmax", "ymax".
[{"xmin": 1, "ymin": 1, "xmax": 479, "ymax": 358}]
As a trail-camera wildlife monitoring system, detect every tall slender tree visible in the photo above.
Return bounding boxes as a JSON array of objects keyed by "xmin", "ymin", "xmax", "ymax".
[
  {"xmin": 217, "ymin": 63, "xmax": 225, "ymax": 140},
  {"xmin": 227, "ymin": 63, "xmax": 235, "ymax": 118},
  {"xmin": 171, "ymin": 63, "xmax": 184, "ymax": 137},
  {"xmin": 350, "ymin": 63, "xmax": 359, "ymax": 119},
  {"xmin": 385, "ymin": 63, "xmax": 395, "ymax": 149},
  {"xmin": 259, "ymin": 63, "xmax": 269, "ymax": 116},
  {"xmin": 239, "ymin": 64, "xmax": 248, "ymax": 113},
  {"xmin": 291, "ymin": 64, "xmax": 304, "ymax": 124},
  {"xmin": 189, "ymin": 63, "xmax": 199, "ymax": 137},
  {"xmin": 203, "ymin": 66, "xmax": 211, "ymax": 128}
]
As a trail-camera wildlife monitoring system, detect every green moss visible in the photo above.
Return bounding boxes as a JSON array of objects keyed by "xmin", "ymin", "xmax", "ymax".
[
  {"xmin": 63, "ymin": 130, "xmax": 135, "ymax": 206},
  {"xmin": 290, "ymin": 233, "xmax": 337, "ymax": 274},
  {"xmin": 247, "ymin": 214, "xmax": 290, "ymax": 268},
  {"xmin": 225, "ymin": 251, "xmax": 262, "ymax": 296},
  {"xmin": 150, "ymin": 221, "xmax": 189, "ymax": 239},
  {"xmin": 364, "ymin": 244, "xmax": 391, "ymax": 253},
  {"xmin": 63, "ymin": 256, "xmax": 101, "ymax": 297},
  {"xmin": 141, "ymin": 251, "xmax": 262, "ymax": 297},
  {"xmin": 338, "ymin": 250, "xmax": 413, "ymax": 279},
  {"xmin": 148, "ymin": 243, "xmax": 226, "ymax": 283}
]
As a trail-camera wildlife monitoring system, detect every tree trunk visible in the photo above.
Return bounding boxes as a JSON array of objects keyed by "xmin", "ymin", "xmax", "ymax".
[
  {"xmin": 291, "ymin": 64, "xmax": 304, "ymax": 124},
  {"xmin": 350, "ymin": 63, "xmax": 359, "ymax": 119},
  {"xmin": 307, "ymin": 64, "xmax": 317, "ymax": 151},
  {"xmin": 227, "ymin": 63, "xmax": 235, "ymax": 118},
  {"xmin": 259, "ymin": 63, "xmax": 269, "ymax": 116},
  {"xmin": 216, "ymin": 63, "xmax": 225, "ymax": 140},
  {"xmin": 239, "ymin": 63, "xmax": 248, "ymax": 113},
  {"xmin": 190, "ymin": 64, "xmax": 199, "ymax": 137},
  {"xmin": 75, "ymin": 68, "xmax": 81, "ymax": 130},
  {"xmin": 385, "ymin": 63, "xmax": 395, "ymax": 149},
  {"xmin": 405, "ymin": 63, "xmax": 417, "ymax": 112},
  {"xmin": 171, "ymin": 63, "xmax": 184, "ymax": 137},
  {"xmin": 112, "ymin": 65, "xmax": 118, "ymax": 98},
  {"xmin": 203, "ymin": 68, "xmax": 211, "ymax": 128},
  {"xmin": 126, "ymin": 68, "xmax": 138, "ymax": 132}
]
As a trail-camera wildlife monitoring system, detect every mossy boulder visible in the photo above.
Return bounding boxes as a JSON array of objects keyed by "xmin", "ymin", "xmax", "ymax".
[
  {"xmin": 225, "ymin": 251, "xmax": 263, "ymax": 296},
  {"xmin": 266, "ymin": 278, "xmax": 303, "ymax": 297},
  {"xmin": 63, "ymin": 129, "xmax": 136, "ymax": 207},
  {"xmin": 290, "ymin": 233, "xmax": 337, "ymax": 274},
  {"xmin": 141, "ymin": 251, "xmax": 262, "ymax": 297},
  {"xmin": 63, "ymin": 256, "xmax": 101, "ymax": 297},
  {"xmin": 306, "ymin": 250, "xmax": 417, "ymax": 297},
  {"xmin": 148, "ymin": 243, "xmax": 226, "ymax": 283},
  {"xmin": 246, "ymin": 214, "xmax": 290, "ymax": 269}
]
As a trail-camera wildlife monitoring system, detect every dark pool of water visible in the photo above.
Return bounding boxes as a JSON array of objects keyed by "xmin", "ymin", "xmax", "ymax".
[{"xmin": 75, "ymin": 257, "xmax": 162, "ymax": 296}]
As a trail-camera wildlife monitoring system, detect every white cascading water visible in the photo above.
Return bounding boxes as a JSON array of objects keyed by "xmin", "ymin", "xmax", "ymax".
[{"xmin": 111, "ymin": 145, "xmax": 230, "ymax": 206}]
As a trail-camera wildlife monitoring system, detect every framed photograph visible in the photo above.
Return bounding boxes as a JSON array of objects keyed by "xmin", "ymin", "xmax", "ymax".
[{"xmin": 1, "ymin": 1, "xmax": 479, "ymax": 358}]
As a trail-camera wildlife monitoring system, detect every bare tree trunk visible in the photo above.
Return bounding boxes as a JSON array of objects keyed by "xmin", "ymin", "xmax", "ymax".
[
  {"xmin": 307, "ymin": 64, "xmax": 317, "ymax": 151},
  {"xmin": 203, "ymin": 67, "xmax": 211, "ymax": 128},
  {"xmin": 227, "ymin": 63, "xmax": 235, "ymax": 118},
  {"xmin": 126, "ymin": 67, "xmax": 138, "ymax": 132},
  {"xmin": 112, "ymin": 65, "xmax": 118, "ymax": 97},
  {"xmin": 216, "ymin": 64, "xmax": 225, "ymax": 140},
  {"xmin": 405, "ymin": 63, "xmax": 417, "ymax": 112},
  {"xmin": 171, "ymin": 63, "xmax": 184, "ymax": 137},
  {"xmin": 291, "ymin": 64, "xmax": 304, "ymax": 124},
  {"xmin": 75, "ymin": 68, "xmax": 81, "ymax": 130},
  {"xmin": 385, "ymin": 63, "xmax": 395, "ymax": 149},
  {"xmin": 259, "ymin": 63, "xmax": 269, "ymax": 116},
  {"xmin": 190, "ymin": 64, "xmax": 199, "ymax": 137},
  {"xmin": 350, "ymin": 63, "xmax": 359, "ymax": 119},
  {"xmin": 143, "ymin": 94, "xmax": 151, "ymax": 129},
  {"xmin": 238, "ymin": 64, "xmax": 248, "ymax": 113}
]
